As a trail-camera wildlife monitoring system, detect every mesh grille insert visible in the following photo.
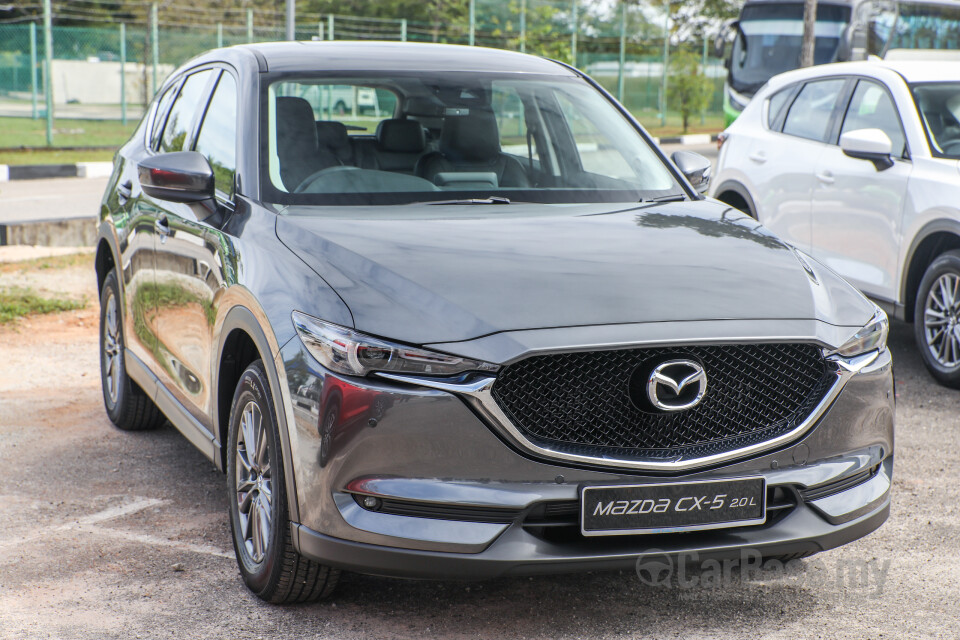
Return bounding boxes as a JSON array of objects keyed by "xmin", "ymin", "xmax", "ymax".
[{"xmin": 491, "ymin": 343, "xmax": 833, "ymax": 461}]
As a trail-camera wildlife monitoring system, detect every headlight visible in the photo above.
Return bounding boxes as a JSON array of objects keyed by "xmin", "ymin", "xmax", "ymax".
[
  {"xmin": 292, "ymin": 311, "xmax": 499, "ymax": 377},
  {"xmin": 833, "ymin": 308, "xmax": 889, "ymax": 357}
]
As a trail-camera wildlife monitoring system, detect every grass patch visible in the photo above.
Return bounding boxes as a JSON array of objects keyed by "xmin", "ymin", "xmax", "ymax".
[
  {"xmin": 631, "ymin": 110, "xmax": 725, "ymax": 137},
  {"xmin": 0, "ymin": 252, "xmax": 93, "ymax": 274},
  {"xmin": 0, "ymin": 148, "xmax": 117, "ymax": 165},
  {"xmin": 0, "ymin": 116, "xmax": 136, "ymax": 149},
  {"xmin": 0, "ymin": 287, "xmax": 85, "ymax": 323}
]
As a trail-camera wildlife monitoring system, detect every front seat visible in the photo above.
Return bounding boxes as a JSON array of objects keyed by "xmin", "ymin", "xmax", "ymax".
[
  {"xmin": 416, "ymin": 109, "xmax": 530, "ymax": 187},
  {"xmin": 276, "ymin": 96, "xmax": 325, "ymax": 191}
]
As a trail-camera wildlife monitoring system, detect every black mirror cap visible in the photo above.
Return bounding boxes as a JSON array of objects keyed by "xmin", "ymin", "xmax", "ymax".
[
  {"xmin": 671, "ymin": 150, "xmax": 712, "ymax": 194},
  {"xmin": 841, "ymin": 148, "xmax": 895, "ymax": 171},
  {"xmin": 138, "ymin": 151, "xmax": 215, "ymax": 203}
]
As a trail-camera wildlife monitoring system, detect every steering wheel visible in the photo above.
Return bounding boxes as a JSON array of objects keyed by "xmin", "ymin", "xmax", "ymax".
[{"xmin": 294, "ymin": 165, "xmax": 360, "ymax": 193}]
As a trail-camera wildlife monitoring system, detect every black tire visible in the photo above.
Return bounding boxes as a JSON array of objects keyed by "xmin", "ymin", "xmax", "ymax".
[
  {"xmin": 226, "ymin": 359, "xmax": 340, "ymax": 603},
  {"xmin": 99, "ymin": 270, "xmax": 165, "ymax": 431},
  {"xmin": 913, "ymin": 249, "xmax": 960, "ymax": 389}
]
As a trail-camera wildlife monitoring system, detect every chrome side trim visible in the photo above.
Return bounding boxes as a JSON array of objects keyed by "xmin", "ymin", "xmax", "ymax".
[{"xmin": 376, "ymin": 350, "xmax": 881, "ymax": 473}]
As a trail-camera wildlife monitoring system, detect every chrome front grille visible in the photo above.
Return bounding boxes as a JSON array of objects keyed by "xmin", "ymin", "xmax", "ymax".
[{"xmin": 491, "ymin": 343, "xmax": 833, "ymax": 462}]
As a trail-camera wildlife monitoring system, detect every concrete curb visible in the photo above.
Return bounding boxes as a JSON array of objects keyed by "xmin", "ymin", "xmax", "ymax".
[
  {"xmin": 0, "ymin": 161, "xmax": 113, "ymax": 181},
  {"xmin": 0, "ymin": 216, "xmax": 98, "ymax": 247},
  {"xmin": 653, "ymin": 133, "xmax": 718, "ymax": 145}
]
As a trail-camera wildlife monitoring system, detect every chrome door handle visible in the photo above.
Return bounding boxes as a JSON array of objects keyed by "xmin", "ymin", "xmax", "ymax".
[
  {"xmin": 155, "ymin": 216, "xmax": 172, "ymax": 242},
  {"xmin": 748, "ymin": 152, "xmax": 767, "ymax": 164},
  {"xmin": 116, "ymin": 180, "xmax": 132, "ymax": 205},
  {"xmin": 815, "ymin": 171, "xmax": 835, "ymax": 185}
]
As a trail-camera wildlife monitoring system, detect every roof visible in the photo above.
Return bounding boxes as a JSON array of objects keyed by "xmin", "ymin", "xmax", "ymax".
[
  {"xmin": 763, "ymin": 57, "xmax": 960, "ymax": 92},
  {"xmin": 233, "ymin": 41, "xmax": 576, "ymax": 76}
]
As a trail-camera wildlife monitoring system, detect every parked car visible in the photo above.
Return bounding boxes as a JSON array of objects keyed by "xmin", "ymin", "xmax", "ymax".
[
  {"xmin": 95, "ymin": 41, "xmax": 893, "ymax": 604},
  {"xmin": 711, "ymin": 59, "xmax": 960, "ymax": 387}
]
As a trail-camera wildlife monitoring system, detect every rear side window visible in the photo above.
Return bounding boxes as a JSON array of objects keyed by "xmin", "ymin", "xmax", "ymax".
[
  {"xmin": 160, "ymin": 69, "xmax": 214, "ymax": 153},
  {"xmin": 767, "ymin": 87, "xmax": 794, "ymax": 128},
  {"xmin": 782, "ymin": 79, "xmax": 846, "ymax": 142},
  {"xmin": 840, "ymin": 80, "xmax": 907, "ymax": 157},
  {"xmin": 194, "ymin": 72, "xmax": 238, "ymax": 199},
  {"xmin": 149, "ymin": 83, "xmax": 179, "ymax": 150}
]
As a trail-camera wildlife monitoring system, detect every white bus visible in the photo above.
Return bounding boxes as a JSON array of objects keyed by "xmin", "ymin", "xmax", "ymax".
[{"xmin": 717, "ymin": 0, "xmax": 960, "ymax": 125}]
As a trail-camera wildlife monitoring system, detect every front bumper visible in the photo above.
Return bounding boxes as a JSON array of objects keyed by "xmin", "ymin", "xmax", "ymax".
[{"xmin": 277, "ymin": 338, "xmax": 893, "ymax": 578}]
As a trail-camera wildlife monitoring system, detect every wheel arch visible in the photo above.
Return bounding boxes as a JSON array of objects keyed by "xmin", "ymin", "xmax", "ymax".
[
  {"xmin": 713, "ymin": 180, "xmax": 758, "ymax": 219},
  {"xmin": 215, "ymin": 304, "xmax": 301, "ymax": 523},
  {"xmin": 901, "ymin": 220, "xmax": 960, "ymax": 323}
]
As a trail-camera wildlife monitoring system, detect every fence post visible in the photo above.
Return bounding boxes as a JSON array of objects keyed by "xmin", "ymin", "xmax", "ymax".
[
  {"xmin": 571, "ymin": 0, "xmax": 578, "ymax": 66},
  {"xmin": 43, "ymin": 0, "xmax": 53, "ymax": 145},
  {"xmin": 519, "ymin": 0, "xmax": 526, "ymax": 53},
  {"xmin": 285, "ymin": 0, "xmax": 295, "ymax": 41},
  {"xmin": 318, "ymin": 21, "xmax": 324, "ymax": 40},
  {"xmin": 29, "ymin": 22, "xmax": 38, "ymax": 120},
  {"xmin": 660, "ymin": 5, "xmax": 669, "ymax": 127},
  {"xmin": 217, "ymin": 23, "xmax": 223, "ymax": 48},
  {"xmin": 151, "ymin": 2, "xmax": 159, "ymax": 97},
  {"xmin": 247, "ymin": 9, "xmax": 253, "ymax": 43},
  {"xmin": 701, "ymin": 36, "xmax": 707, "ymax": 125},
  {"xmin": 120, "ymin": 23, "xmax": 127, "ymax": 126},
  {"xmin": 617, "ymin": 0, "xmax": 626, "ymax": 103},
  {"xmin": 401, "ymin": 18, "xmax": 407, "ymax": 42},
  {"xmin": 469, "ymin": 0, "xmax": 475, "ymax": 45},
  {"xmin": 327, "ymin": 15, "xmax": 334, "ymax": 40}
]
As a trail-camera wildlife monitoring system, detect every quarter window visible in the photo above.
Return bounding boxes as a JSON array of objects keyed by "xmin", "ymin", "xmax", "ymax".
[
  {"xmin": 767, "ymin": 86, "xmax": 794, "ymax": 129},
  {"xmin": 195, "ymin": 72, "xmax": 238, "ymax": 199},
  {"xmin": 160, "ymin": 69, "xmax": 214, "ymax": 153},
  {"xmin": 149, "ymin": 83, "xmax": 179, "ymax": 151},
  {"xmin": 782, "ymin": 79, "xmax": 846, "ymax": 142},
  {"xmin": 840, "ymin": 80, "xmax": 906, "ymax": 157}
]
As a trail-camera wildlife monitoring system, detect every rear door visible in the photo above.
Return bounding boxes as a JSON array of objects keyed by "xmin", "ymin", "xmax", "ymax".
[
  {"xmin": 752, "ymin": 77, "xmax": 848, "ymax": 253},
  {"xmin": 810, "ymin": 78, "xmax": 911, "ymax": 301},
  {"xmin": 152, "ymin": 68, "xmax": 238, "ymax": 434}
]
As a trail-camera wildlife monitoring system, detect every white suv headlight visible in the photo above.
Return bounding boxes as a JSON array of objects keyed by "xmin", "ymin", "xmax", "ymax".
[
  {"xmin": 293, "ymin": 311, "xmax": 499, "ymax": 377},
  {"xmin": 833, "ymin": 308, "xmax": 889, "ymax": 357}
]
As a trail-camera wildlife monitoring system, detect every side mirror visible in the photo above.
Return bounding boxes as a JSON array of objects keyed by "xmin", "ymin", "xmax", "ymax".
[
  {"xmin": 840, "ymin": 128, "xmax": 894, "ymax": 171},
  {"xmin": 138, "ymin": 151, "xmax": 215, "ymax": 204},
  {"xmin": 671, "ymin": 150, "xmax": 712, "ymax": 194}
]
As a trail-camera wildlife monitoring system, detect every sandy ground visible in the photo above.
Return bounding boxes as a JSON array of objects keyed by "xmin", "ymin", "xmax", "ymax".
[{"xmin": 0, "ymin": 256, "xmax": 958, "ymax": 640}]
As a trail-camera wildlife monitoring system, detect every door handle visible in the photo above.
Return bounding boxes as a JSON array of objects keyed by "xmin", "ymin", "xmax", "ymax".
[
  {"xmin": 748, "ymin": 152, "xmax": 767, "ymax": 164},
  {"xmin": 116, "ymin": 180, "xmax": 132, "ymax": 205},
  {"xmin": 815, "ymin": 171, "xmax": 835, "ymax": 185},
  {"xmin": 155, "ymin": 216, "xmax": 172, "ymax": 242}
]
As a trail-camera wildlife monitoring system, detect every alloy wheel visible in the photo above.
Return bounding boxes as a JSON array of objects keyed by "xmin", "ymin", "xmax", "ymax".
[
  {"xmin": 102, "ymin": 290, "xmax": 122, "ymax": 405},
  {"xmin": 923, "ymin": 272, "xmax": 960, "ymax": 368},
  {"xmin": 235, "ymin": 400, "xmax": 273, "ymax": 563}
]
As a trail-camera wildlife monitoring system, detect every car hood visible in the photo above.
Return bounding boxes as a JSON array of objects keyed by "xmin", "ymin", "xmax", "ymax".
[{"xmin": 276, "ymin": 200, "xmax": 875, "ymax": 346}]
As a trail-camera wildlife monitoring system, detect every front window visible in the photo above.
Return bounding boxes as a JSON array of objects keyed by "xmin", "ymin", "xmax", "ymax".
[
  {"xmin": 730, "ymin": 2, "xmax": 850, "ymax": 95},
  {"xmin": 911, "ymin": 82, "xmax": 960, "ymax": 158},
  {"xmin": 261, "ymin": 72, "xmax": 681, "ymax": 206}
]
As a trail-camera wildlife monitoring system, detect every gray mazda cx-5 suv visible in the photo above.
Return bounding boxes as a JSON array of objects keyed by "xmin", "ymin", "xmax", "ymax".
[{"xmin": 95, "ymin": 41, "xmax": 894, "ymax": 603}]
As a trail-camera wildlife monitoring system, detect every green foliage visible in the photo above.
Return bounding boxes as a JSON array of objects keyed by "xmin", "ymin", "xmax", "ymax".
[
  {"xmin": 485, "ymin": 1, "xmax": 571, "ymax": 61},
  {"xmin": 667, "ymin": 49, "xmax": 712, "ymax": 134},
  {"xmin": 0, "ymin": 287, "xmax": 85, "ymax": 323}
]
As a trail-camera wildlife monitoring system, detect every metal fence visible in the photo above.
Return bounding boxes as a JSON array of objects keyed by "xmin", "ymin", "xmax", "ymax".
[{"xmin": 0, "ymin": 0, "xmax": 726, "ymax": 144}]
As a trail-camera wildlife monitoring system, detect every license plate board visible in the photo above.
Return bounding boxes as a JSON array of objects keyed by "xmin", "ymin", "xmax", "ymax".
[{"xmin": 580, "ymin": 477, "xmax": 766, "ymax": 536}]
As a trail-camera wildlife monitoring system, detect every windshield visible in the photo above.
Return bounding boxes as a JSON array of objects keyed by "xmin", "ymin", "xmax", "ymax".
[
  {"xmin": 261, "ymin": 72, "xmax": 682, "ymax": 207},
  {"xmin": 730, "ymin": 2, "xmax": 851, "ymax": 95},
  {"xmin": 867, "ymin": 1, "xmax": 960, "ymax": 53},
  {"xmin": 911, "ymin": 82, "xmax": 960, "ymax": 158}
]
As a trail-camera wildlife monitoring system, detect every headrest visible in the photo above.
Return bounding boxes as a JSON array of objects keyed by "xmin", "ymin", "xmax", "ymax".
[
  {"xmin": 316, "ymin": 120, "xmax": 351, "ymax": 153},
  {"xmin": 376, "ymin": 119, "xmax": 426, "ymax": 153},
  {"xmin": 440, "ymin": 109, "xmax": 500, "ymax": 162},
  {"xmin": 276, "ymin": 97, "xmax": 318, "ymax": 150}
]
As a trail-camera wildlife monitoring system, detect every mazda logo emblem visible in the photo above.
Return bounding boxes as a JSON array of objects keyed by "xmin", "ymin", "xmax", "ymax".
[{"xmin": 645, "ymin": 359, "xmax": 707, "ymax": 412}]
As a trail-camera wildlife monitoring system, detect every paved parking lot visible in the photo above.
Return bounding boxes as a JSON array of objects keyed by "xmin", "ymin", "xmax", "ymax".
[{"xmin": 0, "ymin": 162, "xmax": 956, "ymax": 638}]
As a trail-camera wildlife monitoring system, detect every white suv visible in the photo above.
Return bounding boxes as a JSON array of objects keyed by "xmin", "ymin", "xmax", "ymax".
[{"xmin": 711, "ymin": 59, "xmax": 960, "ymax": 388}]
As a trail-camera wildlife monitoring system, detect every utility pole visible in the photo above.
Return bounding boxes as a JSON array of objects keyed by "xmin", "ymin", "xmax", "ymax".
[
  {"xmin": 285, "ymin": 0, "xmax": 295, "ymax": 41},
  {"xmin": 660, "ymin": 2, "xmax": 670, "ymax": 127},
  {"xmin": 42, "ymin": 0, "xmax": 52, "ymax": 145},
  {"xmin": 519, "ymin": 0, "xmax": 526, "ymax": 53},
  {"xmin": 571, "ymin": 0, "xmax": 578, "ymax": 66},
  {"xmin": 800, "ymin": 0, "xmax": 817, "ymax": 67}
]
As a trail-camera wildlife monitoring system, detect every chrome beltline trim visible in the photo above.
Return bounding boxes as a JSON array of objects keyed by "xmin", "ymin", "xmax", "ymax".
[{"xmin": 376, "ymin": 350, "xmax": 881, "ymax": 472}]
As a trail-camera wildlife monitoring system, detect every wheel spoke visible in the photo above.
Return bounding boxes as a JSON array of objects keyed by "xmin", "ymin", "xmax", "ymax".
[
  {"xmin": 256, "ymin": 498, "xmax": 271, "ymax": 558},
  {"xmin": 249, "ymin": 497, "xmax": 262, "ymax": 560}
]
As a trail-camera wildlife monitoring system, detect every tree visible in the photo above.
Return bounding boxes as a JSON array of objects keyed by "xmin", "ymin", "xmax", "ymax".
[
  {"xmin": 800, "ymin": 0, "xmax": 818, "ymax": 67},
  {"xmin": 667, "ymin": 48, "xmax": 712, "ymax": 133}
]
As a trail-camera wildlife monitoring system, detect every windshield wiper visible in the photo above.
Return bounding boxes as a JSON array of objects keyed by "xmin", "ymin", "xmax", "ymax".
[
  {"xmin": 425, "ymin": 196, "xmax": 512, "ymax": 205},
  {"xmin": 643, "ymin": 194, "xmax": 687, "ymax": 203}
]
